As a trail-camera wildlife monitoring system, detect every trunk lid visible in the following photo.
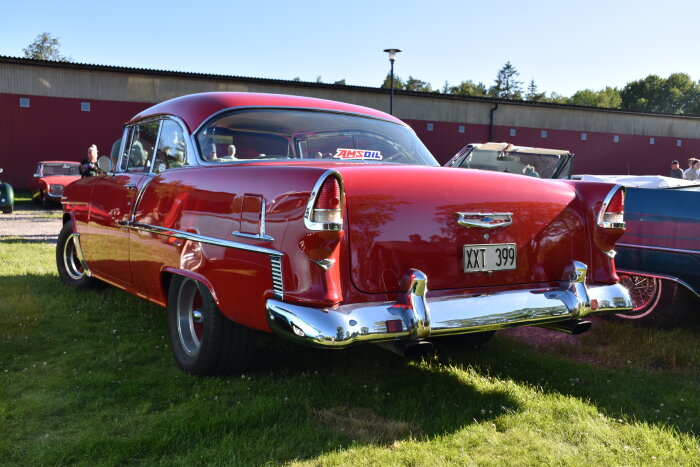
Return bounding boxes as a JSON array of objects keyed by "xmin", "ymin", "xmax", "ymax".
[{"xmin": 341, "ymin": 165, "xmax": 589, "ymax": 294}]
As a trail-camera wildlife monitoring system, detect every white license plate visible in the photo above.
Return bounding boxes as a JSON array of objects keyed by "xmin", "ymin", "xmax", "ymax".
[{"xmin": 463, "ymin": 243, "xmax": 517, "ymax": 272}]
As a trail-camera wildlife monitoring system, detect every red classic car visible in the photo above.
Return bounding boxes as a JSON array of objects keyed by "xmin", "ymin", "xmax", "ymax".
[
  {"xmin": 29, "ymin": 161, "xmax": 81, "ymax": 208},
  {"xmin": 57, "ymin": 92, "xmax": 633, "ymax": 375}
]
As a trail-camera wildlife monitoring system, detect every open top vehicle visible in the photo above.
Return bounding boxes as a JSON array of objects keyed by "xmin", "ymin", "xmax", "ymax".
[
  {"xmin": 57, "ymin": 92, "xmax": 632, "ymax": 375},
  {"xmin": 445, "ymin": 142, "xmax": 574, "ymax": 179},
  {"xmin": 29, "ymin": 161, "xmax": 81, "ymax": 208},
  {"xmin": 0, "ymin": 168, "xmax": 14, "ymax": 214}
]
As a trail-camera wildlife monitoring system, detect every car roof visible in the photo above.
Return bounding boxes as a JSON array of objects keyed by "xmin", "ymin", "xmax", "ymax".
[{"xmin": 127, "ymin": 92, "xmax": 403, "ymax": 132}]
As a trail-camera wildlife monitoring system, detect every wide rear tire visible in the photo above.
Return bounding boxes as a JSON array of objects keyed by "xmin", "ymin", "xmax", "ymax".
[
  {"xmin": 167, "ymin": 275, "xmax": 255, "ymax": 376},
  {"xmin": 615, "ymin": 274, "xmax": 694, "ymax": 328},
  {"xmin": 56, "ymin": 222, "xmax": 96, "ymax": 289}
]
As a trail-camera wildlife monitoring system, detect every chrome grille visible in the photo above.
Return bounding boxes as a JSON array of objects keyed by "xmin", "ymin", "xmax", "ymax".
[{"xmin": 270, "ymin": 255, "xmax": 284, "ymax": 299}]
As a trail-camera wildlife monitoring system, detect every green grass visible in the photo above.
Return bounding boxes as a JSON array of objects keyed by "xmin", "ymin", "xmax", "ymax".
[{"xmin": 1, "ymin": 241, "xmax": 699, "ymax": 465}]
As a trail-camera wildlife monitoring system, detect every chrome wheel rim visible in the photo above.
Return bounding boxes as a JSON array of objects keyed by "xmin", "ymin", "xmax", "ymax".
[
  {"xmin": 618, "ymin": 274, "xmax": 661, "ymax": 318},
  {"xmin": 63, "ymin": 233, "xmax": 84, "ymax": 281},
  {"xmin": 176, "ymin": 278, "xmax": 204, "ymax": 356}
]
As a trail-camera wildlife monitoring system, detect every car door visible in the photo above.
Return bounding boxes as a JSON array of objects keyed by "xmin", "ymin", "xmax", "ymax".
[{"xmin": 84, "ymin": 120, "xmax": 160, "ymax": 285}]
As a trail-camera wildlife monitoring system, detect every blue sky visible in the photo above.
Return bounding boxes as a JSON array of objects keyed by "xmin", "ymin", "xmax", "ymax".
[{"xmin": 1, "ymin": 0, "xmax": 698, "ymax": 97}]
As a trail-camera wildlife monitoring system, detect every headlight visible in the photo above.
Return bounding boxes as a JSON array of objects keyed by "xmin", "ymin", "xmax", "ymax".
[{"xmin": 50, "ymin": 184, "xmax": 64, "ymax": 193}]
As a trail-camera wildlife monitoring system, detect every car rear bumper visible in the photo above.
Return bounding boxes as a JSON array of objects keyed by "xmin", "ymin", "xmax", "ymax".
[{"xmin": 266, "ymin": 261, "xmax": 633, "ymax": 348}]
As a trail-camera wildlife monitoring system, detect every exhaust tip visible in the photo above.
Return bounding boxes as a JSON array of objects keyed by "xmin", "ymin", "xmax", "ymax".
[{"xmin": 376, "ymin": 340, "xmax": 435, "ymax": 360}]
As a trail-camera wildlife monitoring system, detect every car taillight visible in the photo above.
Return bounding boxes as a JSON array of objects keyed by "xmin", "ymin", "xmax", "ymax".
[
  {"xmin": 597, "ymin": 186, "xmax": 625, "ymax": 229},
  {"xmin": 312, "ymin": 177, "xmax": 342, "ymax": 224}
]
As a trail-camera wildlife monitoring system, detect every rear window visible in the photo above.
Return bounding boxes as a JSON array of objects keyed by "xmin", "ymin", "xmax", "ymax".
[
  {"xmin": 196, "ymin": 108, "xmax": 438, "ymax": 166},
  {"xmin": 42, "ymin": 164, "xmax": 80, "ymax": 176}
]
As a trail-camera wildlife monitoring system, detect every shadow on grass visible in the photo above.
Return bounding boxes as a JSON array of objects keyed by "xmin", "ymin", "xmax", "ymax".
[{"xmin": 3, "ymin": 272, "xmax": 698, "ymax": 464}]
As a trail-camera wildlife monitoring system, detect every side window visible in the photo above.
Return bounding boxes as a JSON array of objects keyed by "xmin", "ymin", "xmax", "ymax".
[
  {"xmin": 119, "ymin": 127, "xmax": 134, "ymax": 172},
  {"xmin": 126, "ymin": 122, "xmax": 159, "ymax": 173},
  {"xmin": 153, "ymin": 119, "xmax": 189, "ymax": 173}
]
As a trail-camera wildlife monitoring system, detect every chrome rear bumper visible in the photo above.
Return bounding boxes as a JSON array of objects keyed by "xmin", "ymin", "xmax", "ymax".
[{"xmin": 266, "ymin": 261, "xmax": 633, "ymax": 348}]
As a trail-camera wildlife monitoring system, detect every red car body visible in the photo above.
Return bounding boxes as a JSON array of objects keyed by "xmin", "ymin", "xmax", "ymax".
[
  {"xmin": 58, "ymin": 92, "xmax": 633, "ymax": 375},
  {"xmin": 29, "ymin": 161, "xmax": 81, "ymax": 207}
]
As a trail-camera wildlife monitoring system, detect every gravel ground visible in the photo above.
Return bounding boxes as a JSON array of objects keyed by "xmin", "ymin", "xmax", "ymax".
[{"xmin": 0, "ymin": 204, "xmax": 63, "ymax": 243}]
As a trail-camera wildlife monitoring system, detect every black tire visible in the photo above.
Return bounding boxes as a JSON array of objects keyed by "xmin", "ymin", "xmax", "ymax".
[
  {"xmin": 615, "ymin": 274, "xmax": 693, "ymax": 328},
  {"xmin": 167, "ymin": 275, "xmax": 255, "ymax": 376},
  {"xmin": 56, "ymin": 222, "xmax": 96, "ymax": 289},
  {"xmin": 41, "ymin": 193, "xmax": 52, "ymax": 209},
  {"xmin": 433, "ymin": 330, "xmax": 496, "ymax": 350},
  {"xmin": 1, "ymin": 206, "xmax": 11, "ymax": 214}
]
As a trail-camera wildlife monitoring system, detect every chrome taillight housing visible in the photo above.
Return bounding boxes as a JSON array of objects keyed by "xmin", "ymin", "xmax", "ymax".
[
  {"xmin": 597, "ymin": 185, "xmax": 625, "ymax": 229},
  {"xmin": 304, "ymin": 171, "xmax": 344, "ymax": 231}
]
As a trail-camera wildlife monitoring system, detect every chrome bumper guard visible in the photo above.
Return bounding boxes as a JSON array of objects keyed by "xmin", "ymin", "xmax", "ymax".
[{"xmin": 266, "ymin": 261, "xmax": 633, "ymax": 348}]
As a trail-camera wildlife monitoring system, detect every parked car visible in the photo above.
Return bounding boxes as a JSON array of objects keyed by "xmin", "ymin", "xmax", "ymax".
[
  {"xmin": 57, "ymin": 92, "xmax": 633, "ymax": 375},
  {"xmin": 445, "ymin": 142, "xmax": 574, "ymax": 179},
  {"xmin": 29, "ymin": 161, "xmax": 81, "ymax": 208},
  {"xmin": 577, "ymin": 175, "xmax": 700, "ymax": 328},
  {"xmin": 0, "ymin": 168, "xmax": 14, "ymax": 214}
]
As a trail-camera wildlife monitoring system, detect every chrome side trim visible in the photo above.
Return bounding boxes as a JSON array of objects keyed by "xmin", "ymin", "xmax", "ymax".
[
  {"xmin": 266, "ymin": 262, "xmax": 634, "ymax": 348},
  {"xmin": 125, "ymin": 222, "xmax": 283, "ymax": 257},
  {"xmin": 232, "ymin": 198, "xmax": 274, "ymax": 241},
  {"xmin": 596, "ymin": 184, "xmax": 626, "ymax": 229},
  {"xmin": 456, "ymin": 212, "xmax": 513, "ymax": 229},
  {"xmin": 270, "ymin": 255, "xmax": 284, "ymax": 299},
  {"xmin": 617, "ymin": 269, "xmax": 700, "ymax": 299},
  {"xmin": 616, "ymin": 243, "xmax": 700, "ymax": 256},
  {"xmin": 303, "ymin": 170, "xmax": 344, "ymax": 231}
]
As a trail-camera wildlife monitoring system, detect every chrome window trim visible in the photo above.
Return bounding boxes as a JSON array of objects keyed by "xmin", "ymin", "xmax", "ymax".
[
  {"xmin": 303, "ymin": 169, "xmax": 344, "ymax": 231},
  {"xmin": 596, "ymin": 184, "xmax": 626, "ymax": 229},
  {"xmin": 233, "ymin": 198, "xmax": 274, "ymax": 242},
  {"xmin": 125, "ymin": 221, "xmax": 284, "ymax": 257}
]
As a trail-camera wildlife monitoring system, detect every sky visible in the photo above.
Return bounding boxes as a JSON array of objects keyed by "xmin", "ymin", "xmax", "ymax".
[{"xmin": 1, "ymin": 0, "xmax": 699, "ymax": 97}]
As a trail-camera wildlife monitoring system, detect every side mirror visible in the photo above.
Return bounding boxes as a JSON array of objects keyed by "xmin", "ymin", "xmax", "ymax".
[{"xmin": 97, "ymin": 156, "xmax": 113, "ymax": 174}]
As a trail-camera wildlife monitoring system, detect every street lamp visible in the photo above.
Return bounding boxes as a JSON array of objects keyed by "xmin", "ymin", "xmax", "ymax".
[{"xmin": 383, "ymin": 48, "xmax": 402, "ymax": 115}]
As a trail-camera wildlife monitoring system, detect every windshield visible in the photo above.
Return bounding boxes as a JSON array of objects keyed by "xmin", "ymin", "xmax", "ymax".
[
  {"xmin": 42, "ymin": 163, "xmax": 80, "ymax": 176},
  {"xmin": 455, "ymin": 148, "xmax": 570, "ymax": 179},
  {"xmin": 196, "ymin": 108, "xmax": 438, "ymax": 166}
]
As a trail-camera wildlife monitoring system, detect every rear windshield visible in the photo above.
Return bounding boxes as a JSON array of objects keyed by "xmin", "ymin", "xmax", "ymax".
[
  {"xmin": 42, "ymin": 163, "xmax": 80, "ymax": 176},
  {"xmin": 196, "ymin": 108, "xmax": 438, "ymax": 166}
]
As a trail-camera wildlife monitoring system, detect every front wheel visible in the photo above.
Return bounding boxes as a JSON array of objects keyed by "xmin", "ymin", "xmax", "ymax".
[
  {"xmin": 56, "ymin": 222, "xmax": 96, "ymax": 289},
  {"xmin": 615, "ymin": 274, "xmax": 693, "ymax": 328},
  {"xmin": 167, "ymin": 275, "xmax": 255, "ymax": 376}
]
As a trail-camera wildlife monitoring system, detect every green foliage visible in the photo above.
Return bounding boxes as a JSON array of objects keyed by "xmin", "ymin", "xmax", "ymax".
[
  {"xmin": 449, "ymin": 80, "xmax": 487, "ymax": 97},
  {"xmin": 380, "ymin": 72, "xmax": 405, "ymax": 90},
  {"xmin": 23, "ymin": 32, "xmax": 71, "ymax": 62},
  {"xmin": 525, "ymin": 79, "xmax": 547, "ymax": 102},
  {"xmin": 568, "ymin": 87, "xmax": 622, "ymax": 108},
  {"xmin": 1, "ymin": 243, "xmax": 699, "ymax": 464},
  {"xmin": 404, "ymin": 76, "xmax": 432, "ymax": 92},
  {"xmin": 489, "ymin": 61, "xmax": 523, "ymax": 99},
  {"xmin": 621, "ymin": 73, "xmax": 700, "ymax": 114}
]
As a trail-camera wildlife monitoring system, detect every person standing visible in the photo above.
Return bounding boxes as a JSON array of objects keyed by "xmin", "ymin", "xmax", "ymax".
[
  {"xmin": 669, "ymin": 160, "xmax": 684, "ymax": 178},
  {"xmin": 80, "ymin": 144, "xmax": 102, "ymax": 177},
  {"xmin": 684, "ymin": 159, "xmax": 700, "ymax": 181}
]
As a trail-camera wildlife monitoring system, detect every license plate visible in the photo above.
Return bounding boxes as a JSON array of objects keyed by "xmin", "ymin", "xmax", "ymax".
[{"xmin": 463, "ymin": 243, "xmax": 517, "ymax": 272}]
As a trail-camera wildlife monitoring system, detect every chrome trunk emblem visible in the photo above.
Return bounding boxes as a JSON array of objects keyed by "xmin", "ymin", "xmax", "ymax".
[{"xmin": 456, "ymin": 212, "xmax": 513, "ymax": 229}]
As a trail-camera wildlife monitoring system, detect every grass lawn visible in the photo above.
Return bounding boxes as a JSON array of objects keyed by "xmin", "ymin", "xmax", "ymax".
[{"xmin": 1, "ymin": 241, "xmax": 698, "ymax": 465}]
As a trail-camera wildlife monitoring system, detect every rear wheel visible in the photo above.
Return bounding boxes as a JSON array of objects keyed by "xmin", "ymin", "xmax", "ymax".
[
  {"xmin": 433, "ymin": 331, "xmax": 496, "ymax": 350},
  {"xmin": 615, "ymin": 274, "xmax": 693, "ymax": 328},
  {"xmin": 167, "ymin": 276, "xmax": 255, "ymax": 376},
  {"xmin": 56, "ymin": 222, "xmax": 96, "ymax": 289}
]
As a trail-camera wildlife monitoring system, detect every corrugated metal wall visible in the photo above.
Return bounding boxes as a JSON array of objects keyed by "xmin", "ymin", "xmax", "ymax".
[{"xmin": 0, "ymin": 93, "xmax": 148, "ymax": 187}]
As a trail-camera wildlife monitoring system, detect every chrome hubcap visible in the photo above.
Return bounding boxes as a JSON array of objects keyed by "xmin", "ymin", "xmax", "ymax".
[
  {"xmin": 176, "ymin": 278, "xmax": 204, "ymax": 356},
  {"xmin": 63, "ymin": 234, "xmax": 84, "ymax": 281}
]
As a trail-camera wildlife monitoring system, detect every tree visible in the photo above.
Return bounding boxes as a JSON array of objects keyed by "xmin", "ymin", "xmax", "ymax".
[
  {"xmin": 448, "ymin": 80, "xmax": 487, "ymax": 97},
  {"xmin": 380, "ymin": 72, "xmax": 405, "ymax": 90},
  {"xmin": 488, "ymin": 61, "xmax": 522, "ymax": 99},
  {"xmin": 525, "ymin": 79, "xmax": 546, "ymax": 101},
  {"xmin": 441, "ymin": 81, "xmax": 450, "ymax": 94},
  {"xmin": 568, "ymin": 87, "xmax": 622, "ymax": 108},
  {"xmin": 404, "ymin": 76, "xmax": 432, "ymax": 92},
  {"xmin": 620, "ymin": 73, "xmax": 700, "ymax": 114},
  {"xmin": 333, "ymin": 79, "xmax": 347, "ymax": 86},
  {"xmin": 23, "ymin": 32, "xmax": 71, "ymax": 62}
]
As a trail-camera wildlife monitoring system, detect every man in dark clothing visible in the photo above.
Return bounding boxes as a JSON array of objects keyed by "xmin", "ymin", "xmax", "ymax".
[
  {"xmin": 80, "ymin": 144, "xmax": 102, "ymax": 177},
  {"xmin": 669, "ymin": 160, "xmax": 684, "ymax": 179}
]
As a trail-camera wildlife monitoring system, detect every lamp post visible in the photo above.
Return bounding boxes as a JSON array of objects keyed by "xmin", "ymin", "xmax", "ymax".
[{"xmin": 383, "ymin": 48, "xmax": 401, "ymax": 115}]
